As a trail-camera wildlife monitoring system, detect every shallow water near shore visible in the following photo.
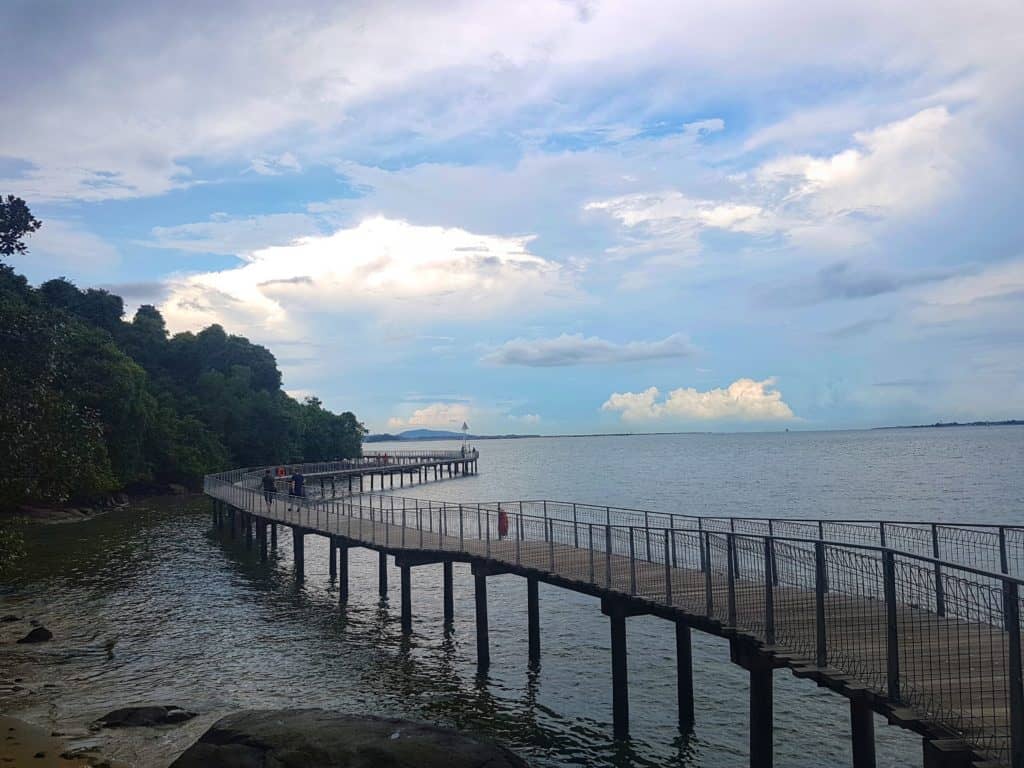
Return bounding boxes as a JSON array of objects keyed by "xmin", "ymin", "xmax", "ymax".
[{"xmin": 2, "ymin": 427, "xmax": 1022, "ymax": 766}]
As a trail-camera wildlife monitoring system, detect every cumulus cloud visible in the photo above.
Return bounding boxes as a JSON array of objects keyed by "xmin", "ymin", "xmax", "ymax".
[
  {"xmin": 387, "ymin": 402, "xmax": 471, "ymax": 430},
  {"xmin": 159, "ymin": 216, "xmax": 572, "ymax": 338},
  {"xmin": 587, "ymin": 107, "xmax": 962, "ymax": 258},
  {"xmin": 601, "ymin": 378, "xmax": 795, "ymax": 423},
  {"xmin": 483, "ymin": 332, "xmax": 695, "ymax": 367}
]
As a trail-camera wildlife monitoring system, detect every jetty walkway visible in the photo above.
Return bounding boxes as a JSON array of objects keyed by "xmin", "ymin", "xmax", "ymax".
[{"xmin": 204, "ymin": 451, "xmax": 1024, "ymax": 768}]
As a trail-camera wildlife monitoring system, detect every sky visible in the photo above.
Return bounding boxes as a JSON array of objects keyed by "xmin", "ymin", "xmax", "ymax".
[{"xmin": 2, "ymin": 0, "xmax": 1023, "ymax": 434}]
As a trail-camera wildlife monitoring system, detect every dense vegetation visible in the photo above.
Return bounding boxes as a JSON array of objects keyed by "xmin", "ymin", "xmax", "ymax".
[{"xmin": 0, "ymin": 198, "xmax": 365, "ymax": 511}]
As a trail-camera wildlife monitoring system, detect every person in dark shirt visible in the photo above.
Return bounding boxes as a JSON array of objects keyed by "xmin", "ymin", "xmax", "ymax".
[
  {"xmin": 261, "ymin": 470, "xmax": 275, "ymax": 508},
  {"xmin": 288, "ymin": 471, "xmax": 305, "ymax": 511}
]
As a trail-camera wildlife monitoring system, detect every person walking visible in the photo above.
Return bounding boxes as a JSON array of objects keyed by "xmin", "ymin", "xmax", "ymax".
[
  {"xmin": 288, "ymin": 470, "xmax": 305, "ymax": 511},
  {"xmin": 261, "ymin": 469, "xmax": 276, "ymax": 509}
]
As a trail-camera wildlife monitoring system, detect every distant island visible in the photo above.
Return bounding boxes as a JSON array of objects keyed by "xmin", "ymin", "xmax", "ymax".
[{"xmin": 873, "ymin": 420, "xmax": 1023, "ymax": 430}]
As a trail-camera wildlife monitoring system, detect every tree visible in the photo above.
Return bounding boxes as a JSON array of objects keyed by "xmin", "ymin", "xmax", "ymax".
[{"xmin": 0, "ymin": 196, "xmax": 42, "ymax": 259}]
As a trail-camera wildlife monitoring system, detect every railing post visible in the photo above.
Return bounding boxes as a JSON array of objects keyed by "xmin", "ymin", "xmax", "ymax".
[
  {"xmin": 629, "ymin": 527, "xmax": 637, "ymax": 595},
  {"xmin": 515, "ymin": 510, "xmax": 521, "ymax": 564},
  {"xmin": 588, "ymin": 523, "xmax": 596, "ymax": 583},
  {"xmin": 1003, "ymin": 579, "xmax": 1024, "ymax": 768},
  {"xmin": 459, "ymin": 504, "xmax": 464, "ymax": 550},
  {"xmin": 814, "ymin": 541, "xmax": 827, "ymax": 667},
  {"xmin": 882, "ymin": 550, "xmax": 900, "ymax": 702},
  {"xmin": 698, "ymin": 517, "xmax": 705, "ymax": 572},
  {"xmin": 644, "ymin": 511, "xmax": 652, "ymax": 562},
  {"xmin": 605, "ymin": 525, "xmax": 613, "ymax": 588},
  {"xmin": 931, "ymin": 524, "xmax": 946, "ymax": 617},
  {"xmin": 768, "ymin": 519, "xmax": 779, "ymax": 586},
  {"xmin": 543, "ymin": 501, "xmax": 548, "ymax": 542},
  {"xmin": 704, "ymin": 533, "xmax": 714, "ymax": 616},
  {"xmin": 477, "ymin": 505, "xmax": 482, "ymax": 540},
  {"xmin": 764, "ymin": 538, "xmax": 775, "ymax": 644},
  {"xmin": 401, "ymin": 503, "xmax": 406, "ymax": 548},
  {"xmin": 664, "ymin": 532, "xmax": 673, "ymax": 606},
  {"xmin": 879, "ymin": 521, "xmax": 887, "ymax": 548},
  {"xmin": 548, "ymin": 519, "xmax": 554, "ymax": 571},
  {"xmin": 726, "ymin": 534, "xmax": 736, "ymax": 626},
  {"xmin": 730, "ymin": 518, "xmax": 740, "ymax": 579},
  {"xmin": 1001, "ymin": 527, "xmax": 1011, "ymax": 574},
  {"xmin": 418, "ymin": 507, "xmax": 424, "ymax": 548},
  {"xmin": 486, "ymin": 511, "xmax": 491, "ymax": 558},
  {"xmin": 573, "ymin": 503, "xmax": 579, "ymax": 548}
]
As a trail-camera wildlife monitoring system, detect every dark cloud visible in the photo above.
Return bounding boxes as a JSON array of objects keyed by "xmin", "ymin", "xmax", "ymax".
[
  {"xmin": 483, "ymin": 333, "xmax": 695, "ymax": 367},
  {"xmin": 763, "ymin": 262, "xmax": 960, "ymax": 307}
]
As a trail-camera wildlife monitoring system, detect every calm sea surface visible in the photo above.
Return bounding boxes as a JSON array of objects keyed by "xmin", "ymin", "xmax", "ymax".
[{"xmin": 4, "ymin": 427, "xmax": 1023, "ymax": 766}]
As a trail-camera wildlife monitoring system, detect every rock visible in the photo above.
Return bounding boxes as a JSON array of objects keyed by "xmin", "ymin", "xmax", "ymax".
[
  {"xmin": 97, "ymin": 706, "xmax": 196, "ymax": 728},
  {"xmin": 0, "ymin": 615, "xmax": 19, "ymax": 623},
  {"xmin": 170, "ymin": 710, "xmax": 528, "ymax": 768},
  {"xmin": 16, "ymin": 627, "xmax": 52, "ymax": 644}
]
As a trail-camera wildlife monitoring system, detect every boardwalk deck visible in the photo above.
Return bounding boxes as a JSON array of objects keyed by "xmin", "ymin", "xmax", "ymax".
[{"xmin": 205, "ymin": 459, "xmax": 1024, "ymax": 768}]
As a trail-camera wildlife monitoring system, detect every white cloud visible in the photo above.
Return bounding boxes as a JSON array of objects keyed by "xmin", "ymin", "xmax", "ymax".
[
  {"xmin": 602, "ymin": 378, "xmax": 795, "ymax": 422},
  {"xmin": 250, "ymin": 152, "xmax": 302, "ymax": 176},
  {"xmin": 483, "ymin": 332, "xmax": 694, "ymax": 367},
  {"xmin": 147, "ymin": 212, "xmax": 322, "ymax": 255},
  {"xmin": 159, "ymin": 216, "xmax": 573, "ymax": 339},
  {"xmin": 388, "ymin": 402, "xmax": 471, "ymax": 430},
  {"xmin": 513, "ymin": 413, "xmax": 541, "ymax": 425},
  {"xmin": 587, "ymin": 107, "xmax": 961, "ymax": 260},
  {"xmin": 10, "ymin": 219, "xmax": 120, "ymax": 279}
]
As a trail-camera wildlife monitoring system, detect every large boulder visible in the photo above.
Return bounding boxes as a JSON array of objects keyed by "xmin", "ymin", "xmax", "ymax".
[{"xmin": 170, "ymin": 710, "xmax": 528, "ymax": 768}]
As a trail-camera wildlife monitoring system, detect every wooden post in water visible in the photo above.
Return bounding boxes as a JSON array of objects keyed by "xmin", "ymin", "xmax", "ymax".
[
  {"xmin": 270, "ymin": 522, "xmax": 277, "ymax": 549},
  {"xmin": 849, "ymin": 700, "xmax": 876, "ymax": 768},
  {"xmin": 676, "ymin": 621, "xmax": 694, "ymax": 731},
  {"xmin": 258, "ymin": 520, "xmax": 268, "ymax": 562},
  {"xmin": 443, "ymin": 561, "xmax": 454, "ymax": 625},
  {"xmin": 527, "ymin": 576, "xmax": 540, "ymax": 665},
  {"xmin": 379, "ymin": 552, "xmax": 388, "ymax": 598},
  {"xmin": 338, "ymin": 546, "xmax": 349, "ymax": 603},
  {"xmin": 749, "ymin": 664, "xmax": 773, "ymax": 768},
  {"xmin": 400, "ymin": 564, "xmax": 412, "ymax": 634},
  {"xmin": 609, "ymin": 606, "xmax": 629, "ymax": 740},
  {"xmin": 474, "ymin": 570, "xmax": 490, "ymax": 668},
  {"xmin": 292, "ymin": 528, "xmax": 305, "ymax": 582},
  {"xmin": 329, "ymin": 537, "xmax": 338, "ymax": 577}
]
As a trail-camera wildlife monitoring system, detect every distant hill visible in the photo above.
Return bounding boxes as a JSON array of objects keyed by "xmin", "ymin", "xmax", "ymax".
[
  {"xmin": 874, "ymin": 420, "xmax": 1023, "ymax": 430},
  {"xmin": 364, "ymin": 428, "xmax": 540, "ymax": 442}
]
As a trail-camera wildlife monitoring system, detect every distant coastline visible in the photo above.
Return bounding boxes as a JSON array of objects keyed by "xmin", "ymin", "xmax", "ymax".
[
  {"xmin": 366, "ymin": 422, "xmax": 1022, "ymax": 442},
  {"xmin": 872, "ymin": 420, "xmax": 1023, "ymax": 430}
]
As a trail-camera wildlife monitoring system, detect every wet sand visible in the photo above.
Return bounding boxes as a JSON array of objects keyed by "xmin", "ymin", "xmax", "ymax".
[{"xmin": 0, "ymin": 715, "xmax": 90, "ymax": 767}]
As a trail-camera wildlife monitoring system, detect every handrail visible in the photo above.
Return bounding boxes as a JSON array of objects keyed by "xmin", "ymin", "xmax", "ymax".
[{"xmin": 204, "ymin": 475, "xmax": 1024, "ymax": 766}]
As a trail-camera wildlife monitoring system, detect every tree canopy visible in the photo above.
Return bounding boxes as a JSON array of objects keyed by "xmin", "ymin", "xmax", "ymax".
[{"xmin": 0, "ymin": 199, "xmax": 366, "ymax": 509}]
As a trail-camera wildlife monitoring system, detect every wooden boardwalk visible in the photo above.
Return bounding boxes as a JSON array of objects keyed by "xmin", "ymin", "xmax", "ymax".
[{"xmin": 205, "ymin": 457, "xmax": 1024, "ymax": 768}]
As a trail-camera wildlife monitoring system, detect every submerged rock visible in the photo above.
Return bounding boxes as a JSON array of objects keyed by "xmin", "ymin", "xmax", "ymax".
[
  {"xmin": 170, "ymin": 709, "xmax": 528, "ymax": 768},
  {"xmin": 98, "ymin": 706, "xmax": 196, "ymax": 727},
  {"xmin": 16, "ymin": 627, "xmax": 52, "ymax": 644}
]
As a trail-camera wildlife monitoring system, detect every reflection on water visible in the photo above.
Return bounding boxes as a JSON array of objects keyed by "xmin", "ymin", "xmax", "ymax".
[{"xmin": 6, "ymin": 428, "xmax": 1022, "ymax": 766}]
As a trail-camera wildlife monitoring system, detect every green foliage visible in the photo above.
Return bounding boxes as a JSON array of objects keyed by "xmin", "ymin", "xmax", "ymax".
[
  {"xmin": 0, "ymin": 195, "xmax": 42, "ymax": 258},
  {"xmin": 0, "ymin": 225, "xmax": 366, "ymax": 508},
  {"xmin": 0, "ymin": 519, "xmax": 26, "ymax": 578}
]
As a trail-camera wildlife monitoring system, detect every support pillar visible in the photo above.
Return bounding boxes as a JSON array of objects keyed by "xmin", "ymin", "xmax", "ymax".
[
  {"xmin": 443, "ymin": 561, "xmax": 454, "ymax": 625},
  {"xmin": 292, "ymin": 528, "xmax": 305, "ymax": 582},
  {"xmin": 379, "ymin": 551, "xmax": 388, "ymax": 598},
  {"xmin": 245, "ymin": 513, "xmax": 253, "ymax": 550},
  {"xmin": 259, "ymin": 520, "xmax": 268, "ymax": 562},
  {"xmin": 400, "ymin": 565, "xmax": 412, "ymax": 634},
  {"xmin": 474, "ymin": 572, "xmax": 490, "ymax": 668},
  {"xmin": 609, "ymin": 609, "xmax": 629, "ymax": 740},
  {"xmin": 676, "ymin": 621, "xmax": 694, "ymax": 731},
  {"xmin": 329, "ymin": 538, "xmax": 338, "ymax": 577},
  {"xmin": 339, "ymin": 546, "xmax": 349, "ymax": 603},
  {"xmin": 229, "ymin": 508, "xmax": 237, "ymax": 540},
  {"xmin": 270, "ymin": 522, "xmax": 277, "ymax": 549},
  {"xmin": 749, "ymin": 665, "xmax": 773, "ymax": 768},
  {"xmin": 850, "ymin": 700, "xmax": 876, "ymax": 768},
  {"xmin": 527, "ymin": 576, "xmax": 540, "ymax": 665}
]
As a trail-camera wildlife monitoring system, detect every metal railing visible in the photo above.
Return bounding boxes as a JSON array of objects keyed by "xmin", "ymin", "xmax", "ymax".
[{"xmin": 204, "ymin": 471, "xmax": 1024, "ymax": 766}]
